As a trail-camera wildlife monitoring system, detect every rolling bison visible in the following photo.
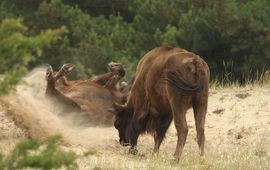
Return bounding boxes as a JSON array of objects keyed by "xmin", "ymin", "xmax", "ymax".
[
  {"xmin": 45, "ymin": 62, "xmax": 126, "ymax": 125},
  {"xmin": 111, "ymin": 46, "xmax": 210, "ymax": 161}
]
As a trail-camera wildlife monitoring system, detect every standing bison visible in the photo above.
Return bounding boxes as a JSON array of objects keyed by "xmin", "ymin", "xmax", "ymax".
[{"xmin": 111, "ymin": 46, "xmax": 210, "ymax": 161}]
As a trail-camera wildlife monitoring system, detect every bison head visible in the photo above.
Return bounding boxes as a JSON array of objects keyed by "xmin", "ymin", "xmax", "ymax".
[
  {"xmin": 108, "ymin": 62, "xmax": 125, "ymax": 78},
  {"xmin": 108, "ymin": 103, "xmax": 131, "ymax": 146}
]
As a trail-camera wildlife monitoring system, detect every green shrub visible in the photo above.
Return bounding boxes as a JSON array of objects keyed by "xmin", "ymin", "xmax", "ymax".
[
  {"xmin": 0, "ymin": 135, "xmax": 78, "ymax": 170},
  {"xmin": 0, "ymin": 18, "xmax": 66, "ymax": 95}
]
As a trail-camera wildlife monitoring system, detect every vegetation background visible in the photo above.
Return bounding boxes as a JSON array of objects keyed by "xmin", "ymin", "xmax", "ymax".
[
  {"xmin": 0, "ymin": 0, "xmax": 270, "ymax": 91},
  {"xmin": 0, "ymin": 1, "xmax": 269, "ymax": 169}
]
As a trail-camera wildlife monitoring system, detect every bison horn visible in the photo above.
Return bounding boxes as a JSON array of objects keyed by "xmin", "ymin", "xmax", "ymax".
[
  {"xmin": 107, "ymin": 107, "xmax": 116, "ymax": 114},
  {"xmin": 113, "ymin": 103, "xmax": 125, "ymax": 112},
  {"xmin": 108, "ymin": 103, "xmax": 125, "ymax": 114}
]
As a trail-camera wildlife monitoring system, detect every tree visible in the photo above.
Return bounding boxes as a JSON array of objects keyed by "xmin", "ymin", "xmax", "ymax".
[
  {"xmin": 1, "ymin": 0, "xmax": 270, "ymax": 84},
  {"xmin": 0, "ymin": 18, "xmax": 66, "ymax": 95}
]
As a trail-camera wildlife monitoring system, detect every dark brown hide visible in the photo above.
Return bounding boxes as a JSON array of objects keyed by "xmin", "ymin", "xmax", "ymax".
[{"xmin": 113, "ymin": 46, "xmax": 210, "ymax": 161}]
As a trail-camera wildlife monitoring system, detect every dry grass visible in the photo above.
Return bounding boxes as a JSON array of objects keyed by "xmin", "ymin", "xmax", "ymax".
[{"xmin": 72, "ymin": 137, "xmax": 269, "ymax": 170}]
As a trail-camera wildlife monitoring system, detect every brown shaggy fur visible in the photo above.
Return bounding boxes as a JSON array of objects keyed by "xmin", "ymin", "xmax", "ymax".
[
  {"xmin": 112, "ymin": 46, "xmax": 210, "ymax": 161},
  {"xmin": 45, "ymin": 62, "xmax": 126, "ymax": 125}
]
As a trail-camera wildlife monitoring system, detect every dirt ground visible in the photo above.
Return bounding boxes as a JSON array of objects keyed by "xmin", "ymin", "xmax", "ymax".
[{"xmin": 0, "ymin": 68, "xmax": 269, "ymax": 169}]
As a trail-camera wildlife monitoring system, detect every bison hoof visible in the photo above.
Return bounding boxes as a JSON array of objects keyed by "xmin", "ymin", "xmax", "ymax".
[
  {"xmin": 46, "ymin": 65, "xmax": 54, "ymax": 80},
  {"xmin": 120, "ymin": 141, "xmax": 129, "ymax": 147},
  {"xmin": 62, "ymin": 63, "xmax": 74, "ymax": 74},
  {"xmin": 129, "ymin": 147, "xmax": 138, "ymax": 155}
]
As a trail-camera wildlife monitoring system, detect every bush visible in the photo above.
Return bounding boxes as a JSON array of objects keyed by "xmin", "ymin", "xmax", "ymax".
[
  {"xmin": 0, "ymin": 135, "xmax": 78, "ymax": 170},
  {"xmin": 0, "ymin": 18, "xmax": 66, "ymax": 95}
]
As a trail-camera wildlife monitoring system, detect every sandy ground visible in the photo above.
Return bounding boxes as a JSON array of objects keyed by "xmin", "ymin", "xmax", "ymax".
[{"xmin": 0, "ymin": 68, "xmax": 269, "ymax": 169}]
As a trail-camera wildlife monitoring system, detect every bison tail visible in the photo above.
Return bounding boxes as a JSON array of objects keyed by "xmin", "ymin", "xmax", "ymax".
[{"xmin": 165, "ymin": 60, "xmax": 208, "ymax": 95}]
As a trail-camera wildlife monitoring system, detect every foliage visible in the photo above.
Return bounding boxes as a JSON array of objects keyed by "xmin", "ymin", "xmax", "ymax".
[
  {"xmin": 0, "ymin": 135, "xmax": 78, "ymax": 170},
  {"xmin": 27, "ymin": 0, "xmax": 138, "ymax": 79},
  {"xmin": 173, "ymin": 0, "xmax": 270, "ymax": 84},
  {"xmin": 0, "ymin": 0, "xmax": 270, "ymax": 85},
  {"xmin": 0, "ymin": 18, "xmax": 66, "ymax": 95}
]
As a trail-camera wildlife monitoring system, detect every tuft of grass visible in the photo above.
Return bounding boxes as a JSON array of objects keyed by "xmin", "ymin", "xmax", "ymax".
[
  {"xmin": 83, "ymin": 149, "xmax": 98, "ymax": 157},
  {"xmin": 210, "ymin": 60, "xmax": 270, "ymax": 88},
  {"xmin": 210, "ymin": 69, "xmax": 270, "ymax": 89},
  {"xmin": 0, "ymin": 135, "xmax": 88, "ymax": 170}
]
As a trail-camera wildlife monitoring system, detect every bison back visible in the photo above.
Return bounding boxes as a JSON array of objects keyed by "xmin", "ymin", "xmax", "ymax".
[{"xmin": 128, "ymin": 46, "xmax": 209, "ymax": 116}]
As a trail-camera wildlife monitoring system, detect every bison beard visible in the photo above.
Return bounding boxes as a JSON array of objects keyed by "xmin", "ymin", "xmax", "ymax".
[{"xmin": 112, "ymin": 46, "xmax": 210, "ymax": 162}]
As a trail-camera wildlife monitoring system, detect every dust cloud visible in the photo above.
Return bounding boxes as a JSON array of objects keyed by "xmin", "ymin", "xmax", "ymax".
[{"xmin": 1, "ymin": 67, "xmax": 118, "ymax": 149}]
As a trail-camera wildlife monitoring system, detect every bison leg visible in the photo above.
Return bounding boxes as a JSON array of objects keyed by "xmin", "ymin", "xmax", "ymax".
[
  {"xmin": 170, "ymin": 97, "xmax": 189, "ymax": 162},
  {"xmin": 192, "ymin": 94, "xmax": 208, "ymax": 156},
  {"xmin": 128, "ymin": 122, "xmax": 140, "ymax": 155},
  {"xmin": 45, "ymin": 65, "xmax": 54, "ymax": 81},
  {"xmin": 153, "ymin": 115, "xmax": 173, "ymax": 154},
  {"xmin": 45, "ymin": 65, "xmax": 56, "ymax": 96}
]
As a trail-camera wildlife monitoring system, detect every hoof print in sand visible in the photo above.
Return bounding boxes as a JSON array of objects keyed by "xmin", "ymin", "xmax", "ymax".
[
  {"xmin": 235, "ymin": 93, "xmax": 251, "ymax": 99},
  {"xmin": 212, "ymin": 108, "xmax": 225, "ymax": 114}
]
